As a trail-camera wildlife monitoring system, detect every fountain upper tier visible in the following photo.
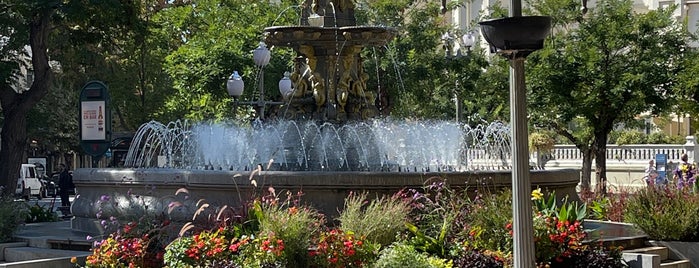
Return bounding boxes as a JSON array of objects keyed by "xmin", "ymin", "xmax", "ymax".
[
  {"xmin": 264, "ymin": 26, "xmax": 397, "ymax": 50},
  {"xmin": 256, "ymin": 1, "xmax": 397, "ymax": 122}
]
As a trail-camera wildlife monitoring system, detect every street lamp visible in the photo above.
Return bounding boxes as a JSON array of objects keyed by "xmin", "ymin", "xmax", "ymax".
[
  {"xmin": 278, "ymin": 71, "xmax": 293, "ymax": 99},
  {"xmin": 461, "ymin": 32, "xmax": 475, "ymax": 51},
  {"xmin": 227, "ymin": 71, "xmax": 244, "ymax": 98},
  {"xmin": 253, "ymin": 42, "xmax": 272, "ymax": 118},
  {"xmin": 225, "ymin": 42, "xmax": 291, "ymax": 120},
  {"xmin": 442, "ymin": 31, "xmax": 475, "ymax": 122}
]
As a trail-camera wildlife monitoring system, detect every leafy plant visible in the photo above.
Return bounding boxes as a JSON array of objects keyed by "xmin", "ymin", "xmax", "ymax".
[
  {"xmin": 86, "ymin": 220, "xmax": 168, "ymax": 268},
  {"xmin": 24, "ymin": 203, "xmax": 58, "ymax": 223},
  {"xmin": 255, "ymin": 189, "xmax": 324, "ymax": 267},
  {"xmin": 374, "ymin": 242, "xmax": 451, "ymax": 268},
  {"xmin": 309, "ymin": 229, "xmax": 380, "ymax": 267},
  {"xmin": 338, "ymin": 191, "xmax": 410, "ymax": 247},
  {"xmin": 529, "ymin": 131, "xmax": 556, "ymax": 153},
  {"xmin": 462, "ymin": 188, "xmax": 513, "ymax": 254},
  {"xmin": 450, "ymin": 248, "xmax": 505, "ymax": 268},
  {"xmin": 625, "ymin": 186, "xmax": 699, "ymax": 241},
  {"xmin": 0, "ymin": 195, "xmax": 27, "ymax": 242}
]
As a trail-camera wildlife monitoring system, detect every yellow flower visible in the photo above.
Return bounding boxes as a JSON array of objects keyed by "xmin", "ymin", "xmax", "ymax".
[
  {"xmin": 70, "ymin": 256, "xmax": 77, "ymax": 264},
  {"xmin": 531, "ymin": 188, "xmax": 543, "ymax": 201}
]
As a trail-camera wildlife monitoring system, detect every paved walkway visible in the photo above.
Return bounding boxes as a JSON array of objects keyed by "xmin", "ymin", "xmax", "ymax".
[{"xmin": 13, "ymin": 219, "xmax": 94, "ymax": 250}]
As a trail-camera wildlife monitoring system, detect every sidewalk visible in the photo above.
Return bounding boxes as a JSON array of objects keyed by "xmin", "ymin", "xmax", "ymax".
[
  {"xmin": 13, "ymin": 219, "xmax": 93, "ymax": 250},
  {"xmin": 1, "ymin": 219, "xmax": 92, "ymax": 268}
]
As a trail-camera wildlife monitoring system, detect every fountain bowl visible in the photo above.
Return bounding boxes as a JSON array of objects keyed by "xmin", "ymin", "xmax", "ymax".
[{"xmin": 70, "ymin": 168, "xmax": 580, "ymax": 235}]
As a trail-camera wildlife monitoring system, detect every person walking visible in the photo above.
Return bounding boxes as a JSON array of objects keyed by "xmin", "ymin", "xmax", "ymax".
[
  {"xmin": 57, "ymin": 163, "xmax": 74, "ymax": 207},
  {"xmin": 644, "ymin": 159, "xmax": 660, "ymax": 185},
  {"xmin": 673, "ymin": 153, "xmax": 694, "ymax": 189}
]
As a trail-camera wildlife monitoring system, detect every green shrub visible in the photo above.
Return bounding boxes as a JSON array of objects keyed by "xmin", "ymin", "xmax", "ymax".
[
  {"xmin": 529, "ymin": 131, "xmax": 556, "ymax": 153},
  {"xmin": 24, "ymin": 203, "xmax": 58, "ymax": 223},
  {"xmin": 607, "ymin": 130, "xmax": 621, "ymax": 144},
  {"xmin": 463, "ymin": 189, "xmax": 513, "ymax": 253},
  {"xmin": 0, "ymin": 195, "xmax": 28, "ymax": 242},
  {"xmin": 669, "ymin": 135, "xmax": 687, "ymax": 144},
  {"xmin": 647, "ymin": 132, "xmax": 670, "ymax": 144},
  {"xmin": 374, "ymin": 242, "xmax": 449, "ymax": 268},
  {"xmin": 625, "ymin": 186, "xmax": 699, "ymax": 241},
  {"xmin": 338, "ymin": 192, "xmax": 411, "ymax": 247},
  {"xmin": 256, "ymin": 194, "xmax": 323, "ymax": 267},
  {"xmin": 615, "ymin": 130, "xmax": 647, "ymax": 145}
]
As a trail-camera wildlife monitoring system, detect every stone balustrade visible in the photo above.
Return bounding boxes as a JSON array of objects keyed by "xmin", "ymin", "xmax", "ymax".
[{"xmin": 534, "ymin": 136, "xmax": 699, "ymax": 188}]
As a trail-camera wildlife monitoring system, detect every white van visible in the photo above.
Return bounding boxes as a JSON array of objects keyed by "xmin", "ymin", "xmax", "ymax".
[{"xmin": 15, "ymin": 164, "xmax": 43, "ymax": 200}]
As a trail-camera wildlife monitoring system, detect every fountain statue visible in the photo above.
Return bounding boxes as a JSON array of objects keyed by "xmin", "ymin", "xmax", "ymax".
[
  {"xmin": 263, "ymin": 0, "xmax": 396, "ymax": 121},
  {"xmin": 70, "ymin": 1, "xmax": 579, "ymax": 235}
]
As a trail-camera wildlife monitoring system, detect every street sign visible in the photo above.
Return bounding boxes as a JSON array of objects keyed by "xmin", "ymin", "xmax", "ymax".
[{"xmin": 79, "ymin": 81, "xmax": 111, "ymax": 157}]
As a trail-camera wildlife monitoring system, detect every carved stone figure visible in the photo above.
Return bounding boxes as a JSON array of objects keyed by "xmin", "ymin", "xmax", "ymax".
[
  {"xmin": 290, "ymin": 57, "xmax": 308, "ymax": 98},
  {"xmin": 310, "ymin": 72, "xmax": 325, "ymax": 110}
]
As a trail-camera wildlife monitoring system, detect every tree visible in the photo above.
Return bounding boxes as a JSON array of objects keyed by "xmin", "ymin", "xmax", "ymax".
[
  {"xmin": 0, "ymin": 1, "xmax": 141, "ymax": 195},
  {"xmin": 356, "ymin": 0, "xmax": 490, "ymax": 120},
  {"xmin": 155, "ymin": 0, "xmax": 298, "ymax": 121},
  {"xmin": 526, "ymin": 0, "xmax": 690, "ymax": 191}
]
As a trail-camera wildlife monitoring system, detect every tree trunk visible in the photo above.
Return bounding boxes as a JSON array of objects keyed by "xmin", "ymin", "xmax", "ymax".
[
  {"xmin": 593, "ymin": 133, "xmax": 609, "ymax": 195},
  {"xmin": 580, "ymin": 147, "xmax": 593, "ymax": 192},
  {"xmin": 0, "ymin": 8, "xmax": 53, "ymax": 196}
]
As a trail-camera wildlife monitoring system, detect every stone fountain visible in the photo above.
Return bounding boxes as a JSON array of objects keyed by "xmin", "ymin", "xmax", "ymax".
[{"xmin": 70, "ymin": 1, "xmax": 579, "ymax": 235}]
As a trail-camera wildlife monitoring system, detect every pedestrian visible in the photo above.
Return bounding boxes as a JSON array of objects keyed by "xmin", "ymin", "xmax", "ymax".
[
  {"xmin": 644, "ymin": 159, "xmax": 660, "ymax": 185},
  {"xmin": 57, "ymin": 163, "xmax": 74, "ymax": 207},
  {"xmin": 673, "ymin": 153, "xmax": 694, "ymax": 189}
]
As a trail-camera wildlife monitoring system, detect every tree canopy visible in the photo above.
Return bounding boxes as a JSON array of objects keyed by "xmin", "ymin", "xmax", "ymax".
[{"xmin": 526, "ymin": 0, "xmax": 693, "ymax": 190}]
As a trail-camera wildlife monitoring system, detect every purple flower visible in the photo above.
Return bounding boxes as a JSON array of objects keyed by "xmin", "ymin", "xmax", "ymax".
[{"xmin": 100, "ymin": 195, "xmax": 110, "ymax": 202}]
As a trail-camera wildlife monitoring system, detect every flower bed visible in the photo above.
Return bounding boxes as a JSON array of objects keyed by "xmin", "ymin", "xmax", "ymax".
[{"xmin": 76, "ymin": 181, "xmax": 626, "ymax": 268}]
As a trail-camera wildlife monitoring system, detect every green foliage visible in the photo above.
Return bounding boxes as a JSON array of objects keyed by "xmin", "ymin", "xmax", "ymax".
[
  {"xmin": 338, "ymin": 192, "xmax": 410, "ymax": 247},
  {"xmin": 533, "ymin": 190, "xmax": 587, "ymax": 223},
  {"xmin": 463, "ymin": 189, "xmax": 513, "ymax": 254},
  {"xmin": 24, "ymin": 203, "xmax": 58, "ymax": 223},
  {"xmin": 374, "ymin": 242, "xmax": 450, "ymax": 268},
  {"xmin": 309, "ymin": 229, "xmax": 381, "ymax": 268},
  {"xmin": 625, "ymin": 186, "xmax": 699, "ymax": 241},
  {"xmin": 0, "ymin": 196, "xmax": 27, "ymax": 242},
  {"xmin": 402, "ymin": 180, "xmax": 474, "ymax": 258},
  {"xmin": 527, "ymin": 0, "xmax": 690, "ymax": 187},
  {"xmin": 162, "ymin": 236, "xmax": 194, "ymax": 267},
  {"xmin": 647, "ymin": 131, "xmax": 669, "ymax": 144},
  {"xmin": 256, "ymin": 197, "xmax": 323, "ymax": 267},
  {"xmin": 615, "ymin": 130, "xmax": 647, "ymax": 145},
  {"xmin": 356, "ymin": 0, "xmax": 490, "ymax": 120},
  {"xmin": 158, "ymin": 0, "xmax": 297, "ymax": 121},
  {"xmin": 529, "ymin": 131, "xmax": 557, "ymax": 153}
]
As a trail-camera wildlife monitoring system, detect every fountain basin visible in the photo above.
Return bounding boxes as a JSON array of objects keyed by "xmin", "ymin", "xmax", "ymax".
[
  {"xmin": 264, "ymin": 26, "xmax": 397, "ymax": 48},
  {"xmin": 71, "ymin": 168, "xmax": 580, "ymax": 235}
]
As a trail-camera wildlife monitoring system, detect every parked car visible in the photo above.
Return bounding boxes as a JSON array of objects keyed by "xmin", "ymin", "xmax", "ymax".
[{"xmin": 15, "ymin": 164, "xmax": 44, "ymax": 200}]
